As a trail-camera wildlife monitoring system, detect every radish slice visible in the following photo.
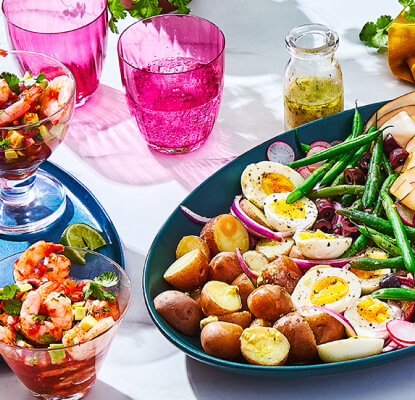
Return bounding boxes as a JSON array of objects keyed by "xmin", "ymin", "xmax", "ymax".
[
  {"xmin": 382, "ymin": 341, "xmax": 404, "ymax": 352},
  {"xmin": 275, "ymin": 254, "xmax": 358, "ymax": 269},
  {"xmin": 267, "ymin": 141, "xmax": 295, "ymax": 165},
  {"xmin": 306, "ymin": 145, "xmax": 327, "ymax": 171},
  {"xmin": 395, "ymin": 202, "xmax": 415, "ymax": 227},
  {"xmin": 230, "ymin": 196, "xmax": 286, "ymax": 242},
  {"xmin": 310, "ymin": 141, "xmax": 332, "ymax": 149},
  {"xmin": 295, "ymin": 305, "xmax": 357, "ymax": 337},
  {"xmin": 180, "ymin": 205, "xmax": 211, "ymax": 224},
  {"xmin": 386, "ymin": 320, "xmax": 415, "ymax": 345},
  {"xmin": 297, "ymin": 166, "xmax": 311, "ymax": 179},
  {"xmin": 236, "ymin": 247, "xmax": 258, "ymax": 280}
]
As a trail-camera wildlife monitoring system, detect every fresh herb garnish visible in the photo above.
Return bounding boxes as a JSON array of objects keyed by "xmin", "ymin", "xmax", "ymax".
[
  {"xmin": 0, "ymin": 72, "xmax": 20, "ymax": 95},
  {"xmin": 83, "ymin": 272, "xmax": 119, "ymax": 301},
  {"xmin": 4, "ymin": 299, "xmax": 22, "ymax": 315},
  {"xmin": 360, "ymin": 0, "xmax": 415, "ymax": 49},
  {"xmin": 107, "ymin": 0, "xmax": 190, "ymax": 34},
  {"xmin": 0, "ymin": 137, "xmax": 12, "ymax": 150},
  {"xmin": 39, "ymin": 332, "xmax": 56, "ymax": 344},
  {"xmin": 0, "ymin": 284, "xmax": 20, "ymax": 300},
  {"xmin": 23, "ymin": 72, "xmax": 47, "ymax": 88}
]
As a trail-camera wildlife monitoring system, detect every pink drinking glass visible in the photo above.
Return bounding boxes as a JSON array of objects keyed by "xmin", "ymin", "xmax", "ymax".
[
  {"xmin": 117, "ymin": 15, "xmax": 225, "ymax": 154},
  {"xmin": 2, "ymin": 0, "xmax": 108, "ymax": 106}
]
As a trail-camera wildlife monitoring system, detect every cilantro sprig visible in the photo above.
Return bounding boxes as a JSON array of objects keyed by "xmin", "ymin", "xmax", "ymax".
[
  {"xmin": 0, "ymin": 72, "xmax": 20, "ymax": 95},
  {"xmin": 108, "ymin": 0, "xmax": 190, "ymax": 34},
  {"xmin": 360, "ymin": 0, "xmax": 415, "ymax": 49},
  {"xmin": 83, "ymin": 272, "xmax": 119, "ymax": 301},
  {"xmin": 0, "ymin": 284, "xmax": 22, "ymax": 316}
]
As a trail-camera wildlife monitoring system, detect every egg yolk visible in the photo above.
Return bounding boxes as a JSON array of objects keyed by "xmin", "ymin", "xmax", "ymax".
[
  {"xmin": 349, "ymin": 268, "xmax": 384, "ymax": 280},
  {"xmin": 357, "ymin": 297, "xmax": 391, "ymax": 323},
  {"xmin": 310, "ymin": 276, "xmax": 349, "ymax": 305},
  {"xmin": 261, "ymin": 173, "xmax": 295, "ymax": 194},
  {"xmin": 297, "ymin": 230, "xmax": 335, "ymax": 240},
  {"xmin": 268, "ymin": 199, "xmax": 306, "ymax": 219}
]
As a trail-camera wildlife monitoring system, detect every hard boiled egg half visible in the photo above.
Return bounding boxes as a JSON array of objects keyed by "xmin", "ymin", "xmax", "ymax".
[
  {"xmin": 241, "ymin": 161, "xmax": 304, "ymax": 209},
  {"xmin": 292, "ymin": 267, "xmax": 361, "ymax": 314},
  {"xmin": 344, "ymin": 295, "xmax": 399, "ymax": 340},
  {"xmin": 349, "ymin": 247, "xmax": 391, "ymax": 295},
  {"xmin": 263, "ymin": 192, "xmax": 318, "ymax": 234},
  {"xmin": 293, "ymin": 230, "xmax": 352, "ymax": 260}
]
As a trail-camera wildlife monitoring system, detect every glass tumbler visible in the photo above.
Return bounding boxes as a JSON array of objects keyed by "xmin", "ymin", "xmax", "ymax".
[
  {"xmin": 283, "ymin": 24, "xmax": 344, "ymax": 131},
  {"xmin": 2, "ymin": 0, "xmax": 108, "ymax": 106},
  {"xmin": 117, "ymin": 14, "xmax": 225, "ymax": 154}
]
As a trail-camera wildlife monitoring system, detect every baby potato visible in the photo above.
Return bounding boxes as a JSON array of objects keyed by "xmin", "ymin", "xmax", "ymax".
[
  {"xmin": 200, "ymin": 214, "xmax": 250, "ymax": 257},
  {"xmin": 242, "ymin": 250, "xmax": 269, "ymax": 278},
  {"xmin": 163, "ymin": 249, "xmax": 208, "ymax": 292},
  {"xmin": 255, "ymin": 238, "xmax": 294, "ymax": 261},
  {"xmin": 240, "ymin": 326, "xmax": 290, "ymax": 366},
  {"xmin": 231, "ymin": 273, "xmax": 256, "ymax": 310},
  {"xmin": 305, "ymin": 312, "xmax": 345, "ymax": 345},
  {"xmin": 208, "ymin": 252, "xmax": 244, "ymax": 284},
  {"xmin": 154, "ymin": 290, "xmax": 203, "ymax": 336},
  {"xmin": 247, "ymin": 284, "xmax": 293, "ymax": 322},
  {"xmin": 258, "ymin": 256, "xmax": 302, "ymax": 294},
  {"xmin": 201, "ymin": 321, "xmax": 243, "ymax": 360},
  {"xmin": 250, "ymin": 318, "xmax": 273, "ymax": 328},
  {"xmin": 200, "ymin": 311, "xmax": 252, "ymax": 330},
  {"xmin": 176, "ymin": 235, "xmax": 211, "ymax": 262},
  {"xmin": 274, "ymin": 312, "xmax": 317, "ymax": 364},
  {"xmin": 288, "ymin": 245, "xmax": 306, "ymax": 259},
  {"xmin": 190, "ymin": 288, "xmax": 202, "ymax": 305},
  {"xmin": 239, "ymin": 199, "xmax": 272, "ymax": 228},
  {"xmin": 200, "ymin": 280, "xmax": 242, "ymax": 316}
]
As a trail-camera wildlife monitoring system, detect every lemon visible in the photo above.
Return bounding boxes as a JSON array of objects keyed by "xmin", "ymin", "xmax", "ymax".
[{"xmin": 60, "ymin": 223, "xmax": 107, "ymax": 265}]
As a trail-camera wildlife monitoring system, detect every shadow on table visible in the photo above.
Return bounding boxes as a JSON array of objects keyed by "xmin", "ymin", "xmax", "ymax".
[{"xmin": 186, "ymin": 354, "xmax": 415, "ymax": 400}]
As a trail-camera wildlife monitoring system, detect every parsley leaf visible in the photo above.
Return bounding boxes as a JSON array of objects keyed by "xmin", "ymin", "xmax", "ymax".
[
  {"xmin": 169, "ymin": 0, "xmax": 190, "ymax": 14},
  {"xmin": 83, "ymin": 281, "xmax": 116, "ymax": 301},
  {"xmin": 0, "ymin": 72, "xmax": 20, "ymax": 95},
  {"xmin": 4, "ymin": 299, "xmax": 22, "ymax": 315},
  {"xmin": 36, "ymin": 73, "xmax": 46, "ymax": 83},
  {"xmin": 107, "ymin": 0, "xmax": 128, "ymax": 34},
  {"xmin": 129, "ymin": 0, "xmax": 162, "ymax": 19},
  {"xmin": 94, "ymin": 272, "xmax": 118, "ymax": 287},
  {"xmin": 0, "ymin": 284, "xmax": 20, "ymax": 300}
]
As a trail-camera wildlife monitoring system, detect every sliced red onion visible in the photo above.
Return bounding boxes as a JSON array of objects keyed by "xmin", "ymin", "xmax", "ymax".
[
  {"xmin": 388, "ymin": 300, "xmax": 405, "ymax": 320},
  {"xmin": 386, "ymin": 319, "xmax": 415, "ymax": 345},
  {"xmin": 236, "ymin": 247, "xmax": 258, "ymax": 281},
  {"xmin": 331, "ymin": 201, "xmax": 344, "ymax": 234},
  {"xmin": 231, "ymin": 196, "xmax": 285, "ymax": 242},
  {"xmin": 395, "ymin": 202, "xmax": 415, "ymax": 228},
  {"xmin": 397, "ymin": 277, "xmax": 414, "ymax": 288},
  {"xmin": 295, "ymin": 305, "xmax": 357, "ymax": 337},
  {"xmin": 267, "ymin": 141, "xmax": 295, "ymax": 165},
  {"xmin": 180, "ymin": 205, "xmax": 211, "ymax": 224},
  {"xmin": 275, "ymin": 254, "xmax": 358, "ymax": 269}
]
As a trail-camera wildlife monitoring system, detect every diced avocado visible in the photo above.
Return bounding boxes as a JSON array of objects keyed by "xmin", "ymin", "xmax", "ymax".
[
  {"xmin": 79, "ymin": 315, "xmax": 98, "ymax": 331},
  {"xmin": 5, "ymin": 149, "xmax": 18, "ymax": 159},
  {"xmin": 17, "ymin": 283, "xmax": 33, "ymax": 293},
  {"xmin": 50, "ymin": 123, "xmax": 65, "ymax": 139},
  {"xmin": 38, "ymin": 125, "xmax": 50, "ymax": 139},
  {"xmin": 74, "ymin": 307, "xmax": 87, "ymax": 321},
  {"xmin": 38, "ymin": 79, "xmax": 48, "ymax": 89},
  {"xmin": 21, "ymin": 112, "xmax": 39, "ymax": 125},
  {"xmin": 72, "ymin": 301, "xmax": 85, "ymax": 308},
  {"xmin": 23, "ymin": 71, "xmax": 31, "ymax": 80},
  {"xmin": 8, "ymin": 131, "xmax": 25, "ymax": 148},
  {"xmin": 48, "ymin": 344, "xmax": 66, "ymax": 364}
]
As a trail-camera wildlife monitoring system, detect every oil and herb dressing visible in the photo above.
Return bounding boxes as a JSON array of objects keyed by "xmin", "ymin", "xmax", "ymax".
[{"xmin": 284, "ymin": 76, "xmax": 344, "ymax": 130}]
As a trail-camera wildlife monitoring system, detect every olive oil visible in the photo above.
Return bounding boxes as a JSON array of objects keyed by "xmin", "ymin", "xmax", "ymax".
[{"xmin": 284, "ymin": 76, "xmax": 344, "ymax": 130}]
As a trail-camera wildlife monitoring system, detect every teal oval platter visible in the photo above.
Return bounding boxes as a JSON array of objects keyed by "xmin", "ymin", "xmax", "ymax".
[{"xmin": 143, "ymin": 100, "xmax": 415, "ymax": 377}]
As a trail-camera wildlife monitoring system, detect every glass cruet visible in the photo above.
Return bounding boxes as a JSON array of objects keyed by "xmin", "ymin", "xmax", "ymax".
[{"xmin": 283, "ymin": 23, "xmax": 344, "ymax": 131}]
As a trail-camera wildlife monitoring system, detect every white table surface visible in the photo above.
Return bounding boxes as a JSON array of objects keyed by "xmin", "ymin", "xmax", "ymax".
[{"xmin": 1, "ymin": 0, "xmax": 415, "ymax": 399}]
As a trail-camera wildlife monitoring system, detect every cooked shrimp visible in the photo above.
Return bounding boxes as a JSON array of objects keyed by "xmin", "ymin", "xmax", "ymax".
[
  {"xmin": 0, "ymin": 312, "xmax": 19, "ymax": 328},
  {"xmin": 86, "ymin": 299, "xmax": 120, "ymax": 321},
  {"xmin": 37, "ymin": 281, "xmax": 65, "ymax": 299},
  {"xmin": 43, "ymin": 253, "xmax": 71, "ymax": 283},
  {"xmin": 13, "ymin": 241, "xmax": 64, "ymax": 282},
  {"xmin": 0, "ymin": 326, "xmax": 15, "ymax": 345},
  {"xmin": 39, "ymin": 76, "xmax": 74, "ymax": 124},
  {"xmin": 20, "ymin": 290, "xmax": 72, "ymax": 344},
  {"xmin": 0, "ymin": 78, "xmax": 12, "ymax": 104},
  {"xmin": 0, "ymin": 85, "xmax": 41, "ymax": 126}
]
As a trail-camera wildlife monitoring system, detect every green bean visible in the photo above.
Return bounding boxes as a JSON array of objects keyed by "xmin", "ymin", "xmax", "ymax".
[
  {"xmin": 381, "ymin": 152, "xmax": 394, "ymax": 177},
  {"xmin": 380, "ymin": 174, "xmax": 415, "ymax": 274},
  {"xmin": 306, "ymin": 185, "xmax": 365, "ymax": 200},
  {"xmin": 335, "ymin": 208, "xmax": 415, "ymax": 239},
  {"xmin": 371, "ymin": 288, "xmax": 415, "ymax": 301},
  {"xmin": 357, "ymin": 225, "xmax": 401, "ymax": 257},
  {"xmin": 295, "ymin": 129, "xmax": 311, "ymax": 154},
  {"xmin": 341, "ymin": 194, "xmax": 357, "ymax": 207},
  {"xmin": 349, "ymin": 256, "xmax": 405, "ymax": 271},
  {"xmin": 287, "ymin": 129, "xmax": 382, "ymax": 169},
  {"xmin": 341, "ymin": 234, "xmax": 370, "ymax": 258},
  {"xmin": 362, "ymin": 133, "xmax": 383, "ymax": 208},
  {"xmin": 286, "ymin": 159, "xmax": 337, "ymax": 204}
]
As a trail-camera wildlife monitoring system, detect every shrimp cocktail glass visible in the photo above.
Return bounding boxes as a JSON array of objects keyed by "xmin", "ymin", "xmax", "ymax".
[
  {"xmin": 0, "ymin": 242, "xmax": 131, "ymax": 400},
  {"xmin": 2, "ymin": 0, "xmax": 108, "ymax": 106},
  {"xmin": 0, "ymin": 50, "xmax": 76, "ymax": 234},
  {"xmin": 117, "ymin": 14, "xmax": 225, "ymax": 154}
]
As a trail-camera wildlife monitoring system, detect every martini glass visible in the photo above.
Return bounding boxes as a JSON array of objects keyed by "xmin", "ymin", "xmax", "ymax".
[{"xmin": 0, "ymin": 50, "xmax": 76, "ymax": 234}]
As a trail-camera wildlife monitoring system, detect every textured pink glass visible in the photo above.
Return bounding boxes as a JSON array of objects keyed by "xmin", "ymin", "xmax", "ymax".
[
  {"xmin": 2, "ymin": 0, "xmax": 108, "ymax": 106},
  {"xmin": 118, "ymin": 15, "xmax": 225, "ymax": 154}
]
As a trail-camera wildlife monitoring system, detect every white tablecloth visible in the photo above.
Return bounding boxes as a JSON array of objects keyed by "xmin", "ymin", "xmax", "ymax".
[{"xmin": 0, "ymin": 1, "xmax": 414, "ymax": 398}]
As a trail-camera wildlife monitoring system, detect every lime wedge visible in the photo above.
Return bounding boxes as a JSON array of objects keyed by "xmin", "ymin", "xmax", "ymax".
[{"xmin": 60, "ymin": 223, "xmax": 107, "ymax": 265}]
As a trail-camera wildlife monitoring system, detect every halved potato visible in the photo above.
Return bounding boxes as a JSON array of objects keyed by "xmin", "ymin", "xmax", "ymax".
[
  {"xmin": 200, "ymin": 311, "xmax": 253, "ymax": 329},
  {"xmin": 240, "ymin": 326, "xmax": 290, "ymax": 366},
  {"xmin": 250, "ymin": 318, "xmax": 273, "ymax": 328},
  {"xmin": 242, "ymin": 250, "xmax": 269, "ymax": 277},
  {"xmin": 200, "ymin": 280, "xmax": 242, "ymax": 316},
  {"xmin": 305, "ymin": 312, "xmax": 345, "ymax": 345},
  {"xmin": 200, "ymin": 214, "xmax": 250, "ymax": 256},
  {"xmin": 176, "ymin": 235, "xmax": 211, "ymax": 262},
  {"xmin": 255, "ymin": 238, "xmax": 294, "ymax": 261},
  {"xmin": 208, "ymin": 251, "xmax": 243, "ymax": 284},
  {"xmin": 231, "ymin": 273, "xmax": 256, "ymax": 310},
  {"xmin": 163, "ymin": 249, "xmax": 209, "ymax": 292},
  {"xmin": 239, "ymin": 199, "xmax": 272, "ymax": 228}
]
